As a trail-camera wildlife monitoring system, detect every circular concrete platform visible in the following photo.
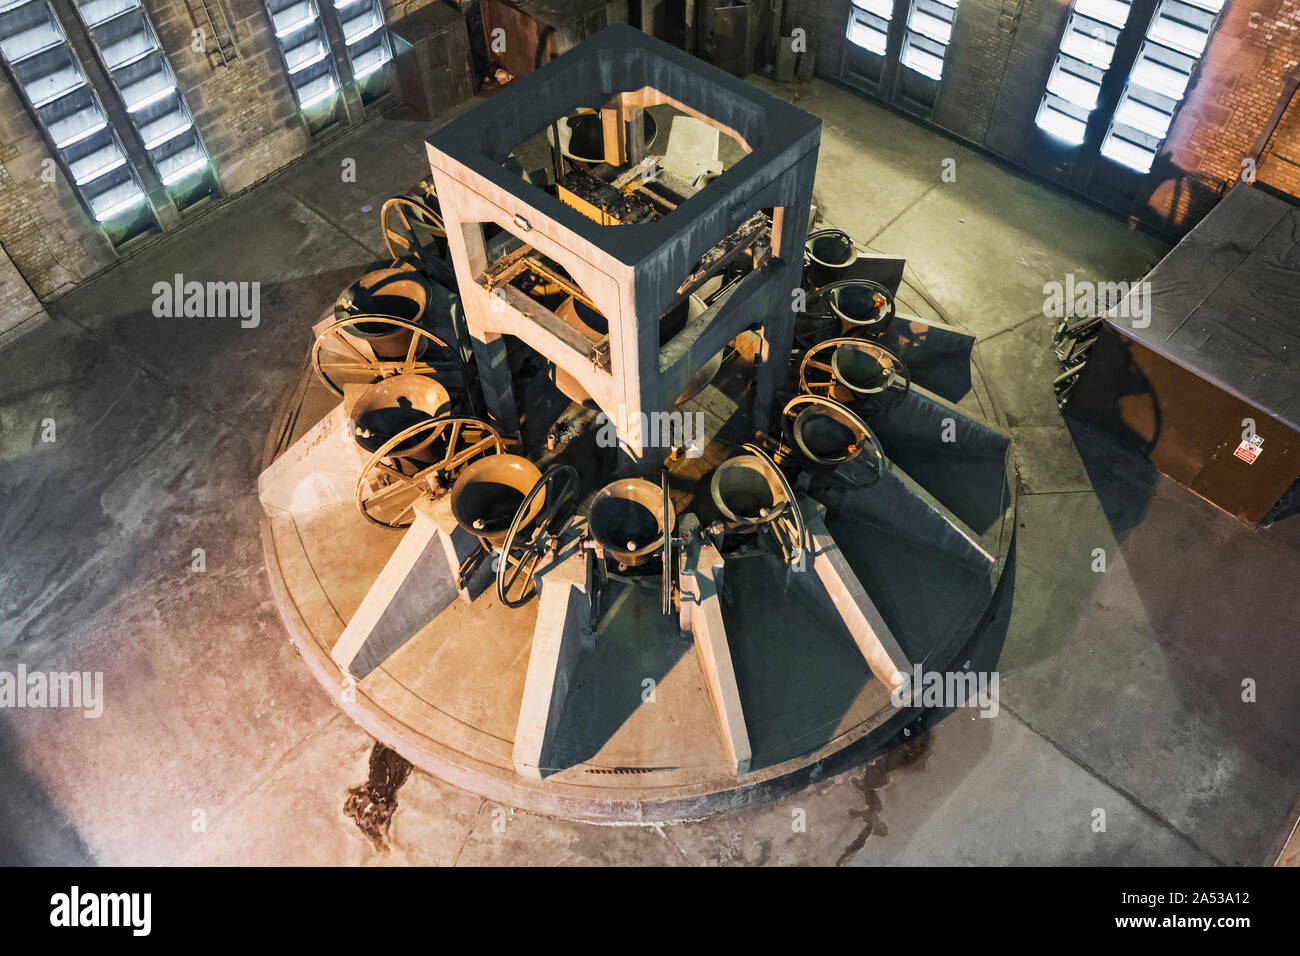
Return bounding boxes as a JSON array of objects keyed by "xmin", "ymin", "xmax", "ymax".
[{"xmin": 260, "ymin": 287, "xmax": 1017, "ymax": 823}]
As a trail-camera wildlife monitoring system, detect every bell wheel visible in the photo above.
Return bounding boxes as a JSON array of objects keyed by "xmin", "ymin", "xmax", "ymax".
[
  {"xmin": 356, "ymin": 417, "xmax": 504, "ymax": 529},
  {"xmin": 496, "ymin": 465, "xmax": 580, "ymax": 608},
  {"xmin": 381, "ymin": 197, "xmax": 446, "ymax": 263},
  {"xmin": 781, "ymin": 393, "xmax": 885, "ymax": 485},
  {"xmin": 740, "ymin": 442, "xmax": 807, "ymax": 569},
  {"xmin": 799, "ymin": 337, "xmax": 911, "ymax": 414},
  {"xmin": 312, "ymin": 315, "xmax": 460, "ymax": 397}
]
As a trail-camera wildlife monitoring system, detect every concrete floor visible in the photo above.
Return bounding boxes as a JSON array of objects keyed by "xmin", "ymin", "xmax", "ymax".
[{"xmin": 2, "ymin": 77, "xmax": 1298, "ymax": 865}]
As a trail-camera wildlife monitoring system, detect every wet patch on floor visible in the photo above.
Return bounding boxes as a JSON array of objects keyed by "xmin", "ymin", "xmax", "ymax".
[
  {"xmin": 343, "ymin": 743, "xmax": 413, "ymax": 851},
  {"xmin": 835, "ymin": 728, "xmax": 932, "ymax": 866}
]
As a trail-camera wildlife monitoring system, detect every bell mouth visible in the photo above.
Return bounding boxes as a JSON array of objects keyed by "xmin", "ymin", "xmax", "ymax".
[
  {"xmin": 566, "ymin": 297, "xmax": 608, "ymax": 336},
  {"xmin": 793, "ymin": 407, "xmax": 862, "ymax": 465},
  {"xmin": 807, "ymin": 231, "xmax": 855, "ymax": 270},
  {"xmin": 830, "ymin": 282, "xmax": 889, "ymax": 330},
  {"xmin": 449, "ymin": 455, "xmax": 545, "ymax": 547},
  {"xmin": 560, "ymin": 111, "xmax": 658, "ymax": 165},
  {"xmin": 832, "ymin": 347, "xmax": 888, "ymax": 395},
  {"xmin": 710, "ymin": 456, "xmax": 785, "ymax": 528},
  {"xmin": 355, "ymin": 284, "xmax": 424, "ymax": 324},
  {"xmin": 336, "ymin": 267, "xmax": 433, "ymax": 359},
  {"xmin": 350, "ymin": 375, "xmax": 452, "ymax": 460},
  {"xmin": 342, "ymin": 273, "xmax": 428, "ymax": 331},
  {"xmin": 588, "ymin": 479, "xmax": 676, "ymax": 566}
]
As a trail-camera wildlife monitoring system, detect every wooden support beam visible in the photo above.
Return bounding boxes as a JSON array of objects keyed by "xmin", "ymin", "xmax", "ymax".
[
  {"xmin": 610, "ymin": 156, "xmax": 661, "ymax": 191},
  {"xmin": 665, "ymin": 211, "xmax": 771, "ymax": 313},
  {"xmin": 468, "ymin": 331, "xmax": 521, "ymax": 437},
  {"xmin": 601, "ymin": 103, "xmax": 628, "ymax": 167},
  {"xmin": 479, "ymin": 243, "xmax": 536, "ymax": 289},
  {"xmin": 769, "ymin": 206, "xmax": 785, "ymax": 259},
  {"xmin": 498, "ymin": 284, "xmax": 610, "ymax": 367},
  {"xmin": 613, "ymin": 86, "xmax": 752, "ymax": 153}
]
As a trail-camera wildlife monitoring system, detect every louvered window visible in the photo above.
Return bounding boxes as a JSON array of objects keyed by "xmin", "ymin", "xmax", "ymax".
[
  {"xmin": 1101, "ymin": 0, "xmax": 1224, "ymax": 172},
  {"xmin": 264, "ymin": 0, "xmax": 338, "ymax": 109},
  {"xmin": 0, "ymin": 0, "xmax": 146, "ymax": 220},
  {"xmin": 1034, "ymin": 0, "xmax": 1134, "ymax": 144},
  {"xmin": 334, "ymin": 0, "xmax": 390, "ymax": 82},
  {"xmin": 73, "ymin": 0, "xmax": 212, "ymax": 191},
  {"xmin": 900, "ymin": 0, "xmax": 959, "ymax": 81},
  {"xmin": 846, "ymin": 0, "xmax": 892, "ymax": 56}
]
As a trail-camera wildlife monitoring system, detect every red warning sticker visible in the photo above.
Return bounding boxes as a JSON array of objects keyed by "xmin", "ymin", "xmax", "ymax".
[{"xmin": 1234, "ymin": 437, "xmax": 1263, "ymax": 464}]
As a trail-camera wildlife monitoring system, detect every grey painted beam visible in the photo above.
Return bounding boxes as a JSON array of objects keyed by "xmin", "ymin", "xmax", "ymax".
[{"xmin": 680, "ymin": 538, "xmax": 752, "ymax": 774}]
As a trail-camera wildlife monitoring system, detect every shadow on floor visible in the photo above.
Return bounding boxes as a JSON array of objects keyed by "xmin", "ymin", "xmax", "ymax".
[
  {"xmin": 0, "ymin": 727, "xmax": 96, "ymax": 865},
  {"xmin": 1064, "ymin": 409, "xmax": 1300, "ymax": 794}
]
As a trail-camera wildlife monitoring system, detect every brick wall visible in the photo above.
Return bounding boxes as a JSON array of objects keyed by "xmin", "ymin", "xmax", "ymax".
[
  {"xmin": 797, "ymin": 0, "xmax": 1069, "ymax": 154},
  {"xmin": 0, "ymin": 77, "xmax": 118, "ymax": 302},
  {"xmin": 1258, "ymin": 85, "xmax": 1300, "ymax": 193},
  {"xmin": 1162, "ymin": 0, "xmax": 1300, "ymax": 201},
  {"xmin": 793, "ymin": 0, "xmax": 845, "ymax": 81},
  {"xmin": 0, "ymin": 0, "xmax": 443, "ymax": 312},
  {"xmin": 932, "ymin": 0, "xmax": 1020, "ymax": 143},
  {"xmin": 944, "ymin": 0, "xmax": 1070, "ymax": 159},
  {"xmin": 805, "ymin": 0, "xmax": 1300, "ymax": 235},
  {"xmin": 5, "ymin": 0, "xmax": 1296, "ymax": 316},
  {"xmin": 0, "ymin": 241, "xmax": 50, "ymax": 343},
  {"xmin": 144, "ymin": 0, "xmax": 312, "ymax": 195},
  {"xmin": 0, "ymin": 0, "xmax": 316, "ymax": 309},
  {"xmin": 383, "ymin": 0, "xmax": 447, "ymax": 20}
]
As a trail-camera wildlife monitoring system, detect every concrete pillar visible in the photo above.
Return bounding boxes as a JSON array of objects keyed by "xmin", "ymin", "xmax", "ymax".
[
  {"xmin": 754, "ymin": 151, "xmax": 817, "ymax": 434},
  {"xmin": 331, "ymin": 497, "xmax": 475, "ymax": 679},
  {"xmin": 512, "ymin": 544, "xmax": 592, "ymax": 777},
  {"xmin": 257, "ymin": 404, "xmax": 369, "ymax": 515},
  {"xmin": 801, "ymin": 500, "xmax": 911, "ymax": 694},
  {"xmin": 425, "ymin": 24, "xmax": 822, "ymax": 471},
  {"xmin": 469, "ymin": 331, "xmax": 520, "ymax": 436},
  {"xmin": 679, "ymin": 539, "xmax": 752, "ymax": 774},
  {"xmin": 433, "ymin": 185, "xmax": 521, "ymax": 436}
]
